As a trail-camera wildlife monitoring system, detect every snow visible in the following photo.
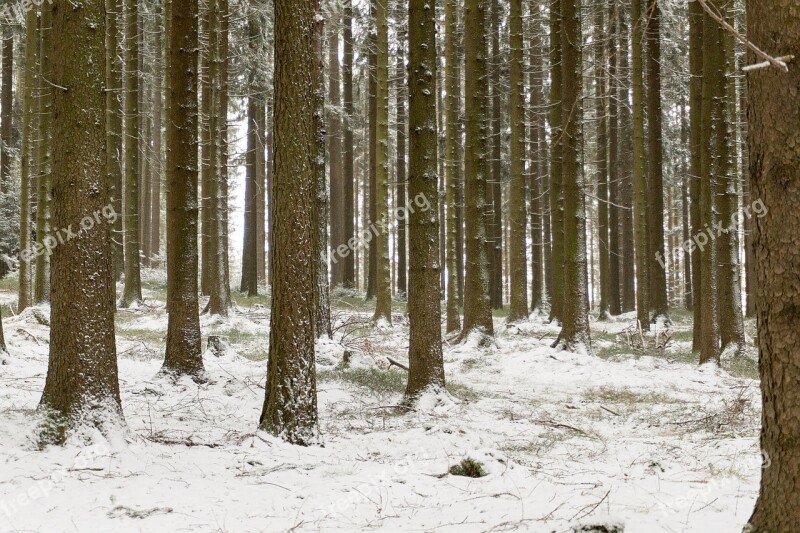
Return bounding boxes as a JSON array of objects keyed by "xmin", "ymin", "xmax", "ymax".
[{"xmin": 0, "ymin": 290, "xmax": 762, "ymax": 532}]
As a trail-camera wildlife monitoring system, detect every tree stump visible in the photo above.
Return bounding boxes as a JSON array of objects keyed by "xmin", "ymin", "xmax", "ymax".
[{"xmin": 207, "ymin": 336, "xmax": 231, "ymax": 357}]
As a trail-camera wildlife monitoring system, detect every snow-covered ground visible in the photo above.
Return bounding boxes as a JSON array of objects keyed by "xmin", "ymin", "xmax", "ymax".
[{"xmin": 0, "ymin": 280, "xmax": 762, "ymax": 532}]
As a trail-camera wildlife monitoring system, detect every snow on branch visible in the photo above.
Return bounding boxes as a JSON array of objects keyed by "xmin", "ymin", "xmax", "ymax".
[{"xmin": 692, "ymin": 0, "xmax": 793, "ymax": 73}]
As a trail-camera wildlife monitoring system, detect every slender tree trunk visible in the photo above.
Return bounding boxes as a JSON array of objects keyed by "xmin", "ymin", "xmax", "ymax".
[
  {"xmin": 163, "ymin": 0, "xmax": 203, "ymax": 377},
  {"xmin": 746, "ymin": 0, "xmax": 800, "ymax": 528},
  {"xmin": 607, "ymin": 0, "xmax": 621, "ymax": 316},
  {"xmin": 109, "ymin": 0, "xmax": 124, "ymax": 282},
  {"xmin": 366, "ymin": 2, "xmax": 377, "ymax": 300},
  {"xmin": 507, "ymin": 0, "xmax": 527, "ymax": 322},
  {"xmin": 618, "ymin": 2, "xmax": 636, "ymax": 313},
  {"xmin": 681, "ymin": 100, "xmax": 693, "ymax": 310},
  {"xmin": 444, "ymin": 0, "xmax": 461, "ymax": 332},
  {"xmin": 40, "ymin": 0, "xmax": 123, "ymax": 442},
  {"xmin": 646, "ymin": 0, "xmax": 668, "ymax": 321},
  {"xmin": 120, "ymin": 0, "xmax": 142, "ymax": 308},
  {"xmin": 371, "ymin": 0, "xmax": 392, "ymax": 324},
  {"xmin": 260, "ymin": 0, "xmax": 320, "ymax": 446},
  {"xmin": 34, "ymin": 4, "xmax": 53, "ymax": 304},
  {"xmin": 548, "ymin": 0, "xmax": 564, "ymax": 323},
  {"xmin": 556, "ymin": 0, "xmax": 591, "ymax": 352},
  {"xmin": 698, "ymin": 3, "xmax": 721, "ymax": 364},
  {"xmin": 488, "ymin": 0, "xmax": 503, "ymax": 310},
  {"xmin": 689, "ymin": 0, "xmax": 703, "ymax": 350},
  {"xmin": 631, "ymin": 0, "xmax": 649, "ymax": 331},
  {"xmin": 328, "ymin": 12, "xmax": 344, "ymax": 289},
  {"xmin": 0, "ymin": 29, "xmax": 12, "ymax": 282},
  {"xmin": 595, "ymin": 4, "xmax": 610, "ymax": 320},
  {"xmin": 528, "ymin": 6, "xmax": 545, "ymax": 313},
  {"xmin": 395, "ymin": 45, "xmax": 407, "ymax": 297},
  {"xmin": 405, "ymin": 0, "xmax": 445, "ymax": 399},
  {"xmin": 18, "ymin": 9, "xmax": 37, "ymax": 313},
  {"xmin": 150, "ymin": 4, "xmax": 163, "ymax": 267},
  {"xmin": 459, "ymin": 0, "xmax": 494, "ymax": 341},
  {"xmin": 200, "ymin": 4, "xmax": 213, "ymax": 296},
  {"xmin": 342, "ymin": 0, "xmax": 355, "ymax": 288},
  {"xmin": 313, "ymin": 6, "xmax": 331, "ymax": 338},
  {"xmin": 715, "ymin": 0, "xmax": 745, "ymax": 355}
]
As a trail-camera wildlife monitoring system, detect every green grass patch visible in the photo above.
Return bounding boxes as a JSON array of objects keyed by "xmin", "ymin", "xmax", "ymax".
[{"xmin": 449, "ymin": 458, "xmax": 488, "ymax": 478}]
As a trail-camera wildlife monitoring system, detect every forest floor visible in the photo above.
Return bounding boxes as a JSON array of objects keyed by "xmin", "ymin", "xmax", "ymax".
[{"xmin": 0, "ymin": 271, "xmax": 763, "ymax": 532}]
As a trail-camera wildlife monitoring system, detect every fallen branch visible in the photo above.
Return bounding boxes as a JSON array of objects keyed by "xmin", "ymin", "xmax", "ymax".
[{"xmin": 387, "ymin": 357, "xmax": 409, "ymax": 372}]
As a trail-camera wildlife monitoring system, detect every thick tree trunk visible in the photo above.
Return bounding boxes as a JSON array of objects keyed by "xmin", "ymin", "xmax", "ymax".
[
  {"xmin": 405, "ymin": 0, "xmax": 445, "ymax": 400},
  {"xmin": 163, "ymin": 0, "xmax": 203, "ymax": 377},
  {"xmin": 260, "ymin": 0, "xmax": 320, "ymax": 446},
  {"xmin": 746, "ymin": 1, "xmax": 800, "ymax": 529},
  {"xmin": 39, "ymin": 0, "xmax": 123, "ymax": 442},
  {"xmin": 459, "ymin": 0, "xmax": 494, "ymax": 341},
  {"xmin": 488, "ymin": 0, "xmax": 503, "ymax": 311}
]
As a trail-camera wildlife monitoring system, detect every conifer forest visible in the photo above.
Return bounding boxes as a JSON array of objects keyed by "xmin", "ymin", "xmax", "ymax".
[{"xmin": 0, "ymin": 0, "xmax": 798, "ymax": 530}]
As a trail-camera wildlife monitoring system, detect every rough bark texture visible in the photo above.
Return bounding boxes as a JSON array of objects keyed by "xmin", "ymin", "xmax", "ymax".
[
  {"xmin": 506, "ymin": 0, "xmax": 527, "ymax": 323},
  {"xmin": 163, "ymin": 0, "xmax": 203, "ymax": 377},
  {"xmin": 120, "ymin": 0, "xmax": 142, "ymax": 308},
  {"xmin": 0, "ymin": 30, "xmax": 12, "ymax": 188},
  {"xmin": 371, "ymin": 0, "xmax": 392, "ymax": 324},
  {"xmin": 645, "ymin": 0, "xmax": 667, "ymax": 321},
  {"xmin": 746, "ymin": 0, "xmax": 800, "ymax": 529},
  {"xmin": 405, "ymin": 0, "xmax": 445, "ymax": 400},
  {"xmin": 18, "ymin": 9, "xmax": 37, "ymax": 312},
  {"xmin": 688, "ymin": 0, "xmax": 703, "ymax": 351},
  {"xmin": 35, "ymin": 4, "xmax": 53, "ymax": 304},
  {"xmin": 395, "ymin": 45, "xmax": 407, "ymax": 297},
  {"xmin": 555, "ymin": 0, "xmax": 590, "ymax": 352},
  {"xmin": 548, "ymin": 0, "xmax": 564, "ymax": 323},
  {"xmin": 106, "ymin": 0, "xmax": 124, "ymax": 283},
  {"xmin": 607, "ymin": 0, "xmax": 621, "ymax": 317},
  {"xmin": 40, "ymin": 0, "xmax": 123, "ymax": 442},
  {"xmin": 618, "ymin": 3, "xmax": 636, "ymax": 313},
  {"xmin": 444, "ymin": 0, "xmax": 460, "ymax": 333},
  {"xmin": 342, "ymin": 0, "xmax": 355, "ymax": 288},
  {"xmin": 488, "ymin": 0, "xmax": 503, "ymax": 311},
  {"xmin": 631, "ymin": 0, "xmax": 649, "ymax": 332},
  {"xmin": 459, "ymin": 0, "xmax": 494, "ymax": 340},
  {"xmin": 259, "ymin": 0, "xmax": 320, "ymax": 446},
  {"xmin": 595, "ymin": 5, "xmax": 610, "ymax": 320}
]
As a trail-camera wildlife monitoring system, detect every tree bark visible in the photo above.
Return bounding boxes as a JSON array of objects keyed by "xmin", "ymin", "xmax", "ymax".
[
  {"xmin": 548, "ymin": 0, "xmax": 564, "ymax": 323},
  {"xmin": 444, "ymin": 0, "xmax": 461, "ymax": 333},
  {"xmin": 34, "ymin": 4, "xmax": 53, "ymax": 304},
  {"xmin": 18, "ymin": 9, "xmax": 37, "ymax": 313},
  {"xmin": 746, "ymin": 0, "xmax": 800, "ymax": 529},
  {"xmin": 342, "ymin": 0, "xmax": 355, "ymax": 288},
  {"xmin": 40, "ymin": 0, "xmax": 123, "ymax": 442},
  {"xmin": 688, "ymin": 0, "xmax": 703, "ymax": 350},
  {"xmin": 459, "ymin": 0, "xmax": 494, "ymax": 341},
  {"xmin": 260, "ymin": 0, "xmax": 320, "ymax": 446},
  {"xmin": 405, "ymin": 0, "xmax": 445, "ymax": 400},
  {"xmin": 120, "ymin": 0, "xmax": 142, "ymax": 308},
  {"xmin": 328, "ymin": 10, "xmax": 344, "ymax": 290},
  {"xmin": 506, "ymin": 0, "xmax": 527, "ymax": 323},
  {"xmin": 163, "ymin": 0, "xmax": 203, "ymax": 377}
]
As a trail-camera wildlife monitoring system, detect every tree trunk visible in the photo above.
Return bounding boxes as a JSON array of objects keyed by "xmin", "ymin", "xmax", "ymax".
[
  {"xmin": 260, "ymin": 0, "xmax": 320, "ymax": 446},
  {"xmin": 0, "ymin": 29, "xmax": 12, "ymax": 282},
  {"xmin": 366, "ymin": 2, "xmax": 377, "ymax": 301},
  {"xmin": 163, "ymin": 0, "xmax": 203, "ymax": 377},
  {"xmin": 746, "ymin": 1, "xmax": 800, "ymax": 529},
  {"xmin": 120, "ymin": 0, "xmax": 142, "ymax": 308},
  {"xmin": 459, "ymin": 0, "xmax": 494, "ymax": 341},
  {"xmin": 689, "ymin": 0, "xmax": 703, "ymax": 350},
  {"xmin": 548, "ymin": 0, "xmax": 564, "ymax": 323},
  {"xmin": 35, "ymin": 4, "xmax": 53, "ymax": 304},
  {"xmin": 646, "ymin": 0, "xmax": 667, "ymax": 321},
  {"xmin": 506, "ymin": 0, "xmax": 527, "ymax": 323},
  {"xmin": 18, "ymin": 9, "xmax": 37, "ymax": 313},
  {"xmin": 698, "ymin": 3, "xmax": 721, "ymax": 364},
  {"xmin": 607, "ymin": 0, "xmax": 621, "ymax": 316},
  {"xmin": 631, "ymin": 0, "xmax": 649, "ymax": 331},
  {"xmin": 342, "ymin": 0, "xmax": 355, "ymax": 288},
  {"xmin": 395, "ymin": 45, "xmax": 407, "ymax": 297},
  {"xmin": 405, "ymin": 0, "xmax": 445, "ymax": 399},
  {"xmin": 556, "ymin": 0, "xmax": 591, "ymax": 352},
  {"xmin": 149, "ymin": 5, "xmax": 163, "ymax": 268},
  {"xmin": 528, "ymin": 6, "xmax": 545, "ymax": 313},
  {"xmin": 40, "ymin": 0, "xmax": 123, "ymax": 442},
  {"xmin": 487, "ymin": 0, "xmax": 503, "ymax": 311},
  {"xmin": 595, "ymin": 4, "xmax": 610, "ymax": 320},
  {"xmin": 106, "ymin": 0, "xmax": 124, "ymax": 283},
  {"xmin": 371, "ymin": 0, "xmax": 392, "ymax": 325},
  {"xmin": 618, "ymin": 2, "xmax": 636, "ymax": 313},
  {"xmin": 328, "ymin": 13, "xmax": 344, "ymax": 290},
  {"xmin": 444, "ymin": 0, "xmax": 461, "ymax": 333}
]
